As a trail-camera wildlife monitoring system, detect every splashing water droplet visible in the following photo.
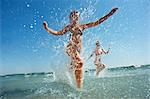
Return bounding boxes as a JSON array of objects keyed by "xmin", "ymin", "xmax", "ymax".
[
  {"xmin": 26, "ymin": 4, "xmax": 30, "ymax": 8},
  {"xmin": 41, "ymin": 16, "xmax": 44, "ymax": 19},
  {"xmin": 23, "ymin": 25, "xmax": 26, "ymax": 27},
  {"xmin": 30, "ymin": 25, "xmax": 33, "ymax": 29}
]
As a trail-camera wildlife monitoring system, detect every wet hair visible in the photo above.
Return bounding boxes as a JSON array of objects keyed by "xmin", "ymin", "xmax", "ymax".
[
  {"xmin": 69, "ymin": 10, "xmax": 80, "ymax": 20},
  {"xmin": 96, "ymin": 41, "xmax": 100, "ymax": 46}
]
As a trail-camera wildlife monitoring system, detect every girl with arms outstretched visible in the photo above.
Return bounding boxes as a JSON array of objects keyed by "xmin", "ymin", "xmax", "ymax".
[
  {"xmin": 88, "ymin": 41, "xmax": 110, "ymax": 76},
  {"xmin": 43, "ymin": 8, "xmax": 118, "ymax": 88}
]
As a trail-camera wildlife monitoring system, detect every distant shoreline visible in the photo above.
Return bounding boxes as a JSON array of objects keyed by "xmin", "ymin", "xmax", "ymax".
[
  {"xmin": 1, "ymin": 64, "xmax": 149, "ymax": 77},
  {"xmin": 0, "ymin": 72, "xmax": 54, "ymax": 77}
]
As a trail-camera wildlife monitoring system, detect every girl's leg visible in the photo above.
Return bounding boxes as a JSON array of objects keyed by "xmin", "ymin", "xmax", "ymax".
[
  {"xmin": 66, "ymin": 45, "xmax": 75, "ymax": 73},
  {"xmin": 66, "ymin": 44, "xmax": 83, "ymax": 88},
  {"xmin": 74, "ymin": 53, "xmax": 83, "ymax": 88},
  {"xmin": 96, "ymin": 64, "xmax": 105, "ymax": 76},
  {"xmin": 68, "ymin": 61, "xmax": 74, "ymax": 73}
]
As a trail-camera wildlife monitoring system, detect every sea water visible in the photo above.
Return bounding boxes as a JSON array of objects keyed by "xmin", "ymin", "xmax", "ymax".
[{"xmin": 0, "ymin": 65, "xmax": 149, "ymax": 99}]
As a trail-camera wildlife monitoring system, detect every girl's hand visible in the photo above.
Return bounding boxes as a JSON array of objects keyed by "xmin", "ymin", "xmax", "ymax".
[
  {"xmin": 43, "ymin": 21, "xmax": 48, "ymax": 29},
  {"xmin": 111, "ymin": 7, "xmax": 118, "ymax": 14},
  {"xmin": 107, "ymin": 46, "xmax": 111, "ymax": 54},
  {"xmin": 106, "ymin": 50, "xmax": 109, "ymax": 54}
]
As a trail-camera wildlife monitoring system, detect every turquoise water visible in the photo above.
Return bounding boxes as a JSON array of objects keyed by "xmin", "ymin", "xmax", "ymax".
[{"xmin": 0, "ymin": 65, "xmax": 150, "ymax": 99}]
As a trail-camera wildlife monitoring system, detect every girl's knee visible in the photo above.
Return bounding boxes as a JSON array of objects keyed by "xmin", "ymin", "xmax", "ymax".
[
  {"xmin": 75, "ymin": 69, "xmax": 82, "ymax": 79},
  {"xmin": 75, "ymin": 62, "xmax": 83, "ymax": 69},
  {"xmin": 76, "ymin": 56, "xmax": 83, "ymax": 65},
  {"xmin": 102, "ymin": 64, "xmax": 106, "ymax": 68}
]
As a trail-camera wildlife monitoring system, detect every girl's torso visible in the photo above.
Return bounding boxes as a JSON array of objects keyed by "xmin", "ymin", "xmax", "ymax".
[
  {"xmin": 68, "ymin": 24, "xmax": 83, "ymax": 52},
  {"xmin": 94, "ymin": 47, "xmax": 103, "ymax": 63},
  {"xmin": 95, "ymin": 47, "xmax": 103, "ymax": 55}
]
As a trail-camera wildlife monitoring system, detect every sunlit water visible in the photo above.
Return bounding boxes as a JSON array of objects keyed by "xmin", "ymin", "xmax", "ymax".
[
  {"xmin": 0, "ymin": 65, "xmax": 149, "ymax": 99},
  {"xmin": 1, "ymin": 0, "xmax": 150, "ymax": 99}
]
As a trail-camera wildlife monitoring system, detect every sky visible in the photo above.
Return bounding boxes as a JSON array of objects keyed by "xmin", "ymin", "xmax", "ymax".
[{"xmin": 1, "ymin": 0, "xmax": 150, "ymax": 75}]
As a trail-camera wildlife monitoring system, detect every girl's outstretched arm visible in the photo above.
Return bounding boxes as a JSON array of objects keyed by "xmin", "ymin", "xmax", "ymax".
[
  {"xmin": 102, "ymin": 49, "xmax": 108, "ymax": 54},
  {"xmin": 80, "ymin": 8, "xmax": 118, "ymax": 30},
  {"xmin": 87, "ymin": 50, "xmax": 95, "ymax": 60},
  {"xmin": 102, "ymin": 46, "xmax": 111, "ymax": 54},
  {"xmin": 43, "ymin": 21, "xmax": 69, "ymax": 35}
]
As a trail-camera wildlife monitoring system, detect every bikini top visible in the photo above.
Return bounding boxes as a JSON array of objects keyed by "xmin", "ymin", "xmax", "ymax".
[
  {"xmin": 95, "ymin": 47, "xmax": 103, "ymax": 55},
  {"xmin": 69, "ymin": 25, "xmax": 83, "ymax": 36}
]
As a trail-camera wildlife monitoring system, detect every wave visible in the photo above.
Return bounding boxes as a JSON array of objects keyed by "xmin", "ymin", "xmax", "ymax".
[
  {"xmin": 108, "ymin": 64, "xmax": 150, "ymax": 71},
  {"xmin": 1, "ymin": 81, "xmax": 80, "ymax": 99},
  {"xmin": 0, "ymin": 72, "xmax": 54, "ymax": 78},
  {"xmin": 1, "ymin": 74, "xmax": 149, "ymax": 99},
  {"xmin": 0, "ymin": 64, "xmax": 149, "ymax": 83},
  {"xmin": 108, "ymin": 65, "xmax": 136, "ymax": 71}
]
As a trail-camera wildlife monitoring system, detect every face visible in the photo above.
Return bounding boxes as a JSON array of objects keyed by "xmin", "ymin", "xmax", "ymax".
[
  {"xmin": 70, "ymin": 10, "xmax": 80, "ymax": 22},
  {"xmin": 96, "ymin": 41, "xmax": 100, "ymax": 46}
]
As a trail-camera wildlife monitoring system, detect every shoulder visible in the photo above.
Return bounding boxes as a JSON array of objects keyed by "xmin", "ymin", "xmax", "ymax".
[
  {"xmin": 79, "ymin": 24, "xmax": 87, "ymax": 30},
  {"xmin": 64, "ymin": 24, "xmax": 71, "ymax": 31}
]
